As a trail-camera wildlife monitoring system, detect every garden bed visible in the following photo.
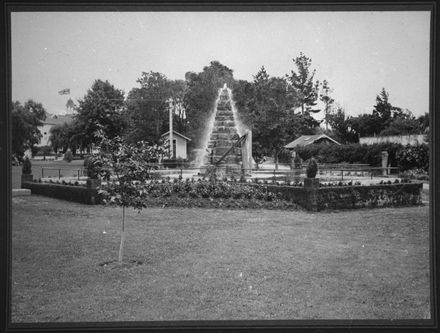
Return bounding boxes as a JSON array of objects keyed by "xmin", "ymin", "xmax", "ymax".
[{"xmin": 22, "ymin": 178, "xmax": 423, "ymax": 211}]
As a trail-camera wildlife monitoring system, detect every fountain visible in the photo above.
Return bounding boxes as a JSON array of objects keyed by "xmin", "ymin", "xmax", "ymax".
[{"xmin": 199, "ymin": 84, "xmax": 252, "ymax": 177}]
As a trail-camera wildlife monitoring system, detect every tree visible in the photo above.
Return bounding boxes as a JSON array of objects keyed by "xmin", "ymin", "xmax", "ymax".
[
  {"xmin": 371, "ymin": 88, "xmax": 402, "ymax": 133},
  {"xmin": 232, "ymin": 66, "xmax": 324, "ymax": 167},
  {"xmin": 319, "ymin": 80, "xmax": 335, "ymax": 131},
  {"xmin": 349, "ymin": 113, "xmax": 381, "ymax": 138},
  {"xmin": 237, "ymin": 67, "xmax": 299, "ymax": 168},
  {"xmin": 326, "ymin": 107, "xmax": 359, "ymax": 143},
  {"xmin": 124, "ymin": 72, "xmax": 186, "ymax": 145},
  {"xmin": 184, "ymin": 61, "xmax": 235, "ymax": 149},
  {"xmin": 417, "ymin": 112, "xmax": 429, "ymax": 132},
  {"xmin": 49, "ymin": 123, "xmax": 69, "ymax": 153},
  {"xmin": 88, "ymin": 130, "xmax": 165, "ymax": 264},
  {"xmin": 11, "ymin": 99, "xmax": 47, "ymax": 160},
  {"xmin": 74, "ymin": 79, "xmax": 126, "ymax": 150},
  {"xmin": 379, "ymin": 116, "xmax": 423, "ymax": 136},
  {"xmin": 49, "ymin": 122, "xmax": 82, "ymax": 154},
  {"xmin": 287, "ymin": 52, "xmax": 321, "ymax": 115}
]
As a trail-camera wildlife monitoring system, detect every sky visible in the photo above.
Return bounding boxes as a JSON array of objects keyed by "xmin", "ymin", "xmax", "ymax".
[{"xmin": 11, "ymin": 11, "xmax": 431, "ymax": 119}]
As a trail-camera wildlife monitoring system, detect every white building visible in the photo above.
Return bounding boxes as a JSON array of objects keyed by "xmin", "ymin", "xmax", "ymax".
[
  {"xmin": 36, "ymin": 113, "xmax": 74, "ymax": 147},
  {"xmin": 160, "ymin": 130, "xmax": 191, "ymax": 160}
]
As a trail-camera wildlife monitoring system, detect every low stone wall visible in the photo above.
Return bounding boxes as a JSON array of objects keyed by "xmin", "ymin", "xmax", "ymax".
[
  {"xmin": 264, "ymin": 185, "xmax": 317, "ymax": 211},
  {"xmin": 21, "ymin": 181, "xmax": 99, "ymax": 205},
  {"xmin": 21, "ymin": 179, "xmax": 422, "ymax": 211},
  {"xmin": 264, "ymin": 182, "xmax": 423, "ymax": 211}
]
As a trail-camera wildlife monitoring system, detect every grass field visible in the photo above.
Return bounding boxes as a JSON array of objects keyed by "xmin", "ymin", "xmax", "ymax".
[{"xmin": 11, "ymin": 195, "xmax": 431, "ymax": 322}]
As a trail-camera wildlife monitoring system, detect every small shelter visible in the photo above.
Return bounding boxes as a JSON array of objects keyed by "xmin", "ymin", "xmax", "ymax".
[
  {"xmin": 284, "ymin": 134, "xmax": 340, "ymax": 150},
  {"xmin": 160, "ymin": 130, "xmax": 191, "ymax": 160}
]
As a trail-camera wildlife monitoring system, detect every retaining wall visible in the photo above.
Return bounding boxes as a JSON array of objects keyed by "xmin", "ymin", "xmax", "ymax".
[
  {"xmin": 265, "ymin": 182, "xmax": 422, "ymax": 211},
  {"xmin": 22, "ymin": 181, "xmax": 99, "ymax": 205},
  {"xmin": 21, "ymin": 179, "xmax": 422, "ymax": 211}
]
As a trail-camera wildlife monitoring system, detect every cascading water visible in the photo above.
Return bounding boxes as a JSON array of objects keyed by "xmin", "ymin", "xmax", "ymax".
[
  {"xmin": 193, "ymin": 87, "xmax": 223, "ymax": 168},
  {"xmin": 195, "ymin": 84, "xmax": 247, "ymax": 172},
  {"xmin": 225, "ymin": 86, "xmax": 248, "ymax": 137}
]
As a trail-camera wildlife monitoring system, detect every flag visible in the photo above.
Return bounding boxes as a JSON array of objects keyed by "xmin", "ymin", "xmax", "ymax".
[{"xmin": 58, "ymin": 88, "xmax": 70, "ymax": 95}]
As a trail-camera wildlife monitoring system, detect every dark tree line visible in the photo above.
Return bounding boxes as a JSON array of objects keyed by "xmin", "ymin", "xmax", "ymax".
[
  {"xmin": 12, "ymin": 53, "xmax": 429, "ymax": 163},
  {"xmin": 327, "ymin": 88, "xmax": 429, "ymax": 144}
]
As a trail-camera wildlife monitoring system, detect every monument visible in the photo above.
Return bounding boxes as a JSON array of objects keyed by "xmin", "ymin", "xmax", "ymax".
[{"xmin": 200, "ymin": 84, "xmax": 252, "ymax": 176}]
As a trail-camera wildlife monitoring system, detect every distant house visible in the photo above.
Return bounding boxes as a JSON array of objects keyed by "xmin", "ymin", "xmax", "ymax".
[
  {"xmin": 160, "ymin": 130, "xmax": 192, "ymax": 160},
  {"xmin": 284, "ymin": 134, "xmax": 341, "ymax": 150},
  {"xmin": 37, "ymin": 113, "xmax": 74, "ymax": 147}
]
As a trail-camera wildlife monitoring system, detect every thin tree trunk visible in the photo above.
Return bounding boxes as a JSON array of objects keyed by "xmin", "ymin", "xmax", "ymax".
[{"xmin": 118, "ymin": 206, "xmax": 126, "ymax": 263}]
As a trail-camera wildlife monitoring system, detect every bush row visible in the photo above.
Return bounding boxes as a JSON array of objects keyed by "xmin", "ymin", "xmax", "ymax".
[
  {"xmin": 101, "ymin": 180, "xmax": 282, "ymax": 201},
  {"xmin": 294, "ymin": 143, "xmax": 429, "ymax": 172}
]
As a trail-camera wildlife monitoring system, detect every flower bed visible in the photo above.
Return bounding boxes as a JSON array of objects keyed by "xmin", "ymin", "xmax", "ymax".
[
  {"xmin": 98, "ymin": 180, "xmax": 301, "ymax": 210},
  {"xmin": 22, "ymin": 178, "xmax": 423, "ymax": 211}
]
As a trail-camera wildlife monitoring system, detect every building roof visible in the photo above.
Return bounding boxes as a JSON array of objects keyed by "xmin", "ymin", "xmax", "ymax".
[
  {"xmin": 284, "ymin": 134, "xmax": 340, "ymax": 149},
  {"xmin": 42, "ymin": 113, "xmax": 75, "ymax": 126},
  {"xmin": 161, "ymin": 130, "xmax": 192, "ymax": 142}
]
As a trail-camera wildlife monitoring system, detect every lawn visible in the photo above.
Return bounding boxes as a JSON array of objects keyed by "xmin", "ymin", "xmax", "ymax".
[{"xmin": 11, "ymin": 195, "xmax": 430, "ymax": 322}]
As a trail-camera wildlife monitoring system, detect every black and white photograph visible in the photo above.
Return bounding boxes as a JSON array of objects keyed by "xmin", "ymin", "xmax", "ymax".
[{"xmin": 3, "ymin": 1, "xmax": 439, "ymax": 331}]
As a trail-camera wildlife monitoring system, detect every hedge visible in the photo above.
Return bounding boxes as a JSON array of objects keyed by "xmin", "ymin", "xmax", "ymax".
[
  {"xmin": 294, "ymin": 143, "xmax": 429, "ymax": 172},
  {"xmin": 22, "ymin": 181, "xmax": 98, "ymax": 205}
]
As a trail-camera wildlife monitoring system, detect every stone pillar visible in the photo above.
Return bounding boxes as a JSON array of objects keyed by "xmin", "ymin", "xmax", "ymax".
[
  {"xmin": 381, "ymin": 151, "xmax": 389, "ymax": 176},
  {"xmin": 86, "ymin": 178, "xmax": 101, "ymax": 204},
  {"xmin": 241, "ymin": 130, "xmax": 253, "ymax": 176},
  {"xmin": 304, "ymin": 178, "xmax": 319, "ymax": 212},
  {"xmin": 21, "ymin": 174, "xmax": 33, "ymax": 187},
  {"xmin": 304, "ymin": 177, "xmax": 320, "ymax": 189}
]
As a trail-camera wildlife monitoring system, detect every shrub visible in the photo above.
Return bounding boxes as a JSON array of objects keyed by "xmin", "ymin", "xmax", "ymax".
[
  {"xmin": 396, "ymin": 144, "xmax": 429, "ymax": 172},
  {"xmin": 22, "ymin": 157, "xmax": 32, "ymax": 174},
  {"xmin": 64, "ymin": 149, "xmax": 73, "ymax": 162},
  {"xmin": 295, "ymin": 143, "xmax": 403, "ymax": 167},
  {"xmin": 306, "ymin": 158, "xmax": 318, "ymax": 178}
]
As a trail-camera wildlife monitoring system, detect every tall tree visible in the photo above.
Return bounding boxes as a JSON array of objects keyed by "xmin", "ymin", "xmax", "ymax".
[
  {"xmin": 74, "ymin": 80, "xmax": 126, "ymax": 150},
  {"xmin": 238, "ymin": 67, "xmax": 299, "ymax": 168},
  {"xmin": 184, "ymin": 61, "xmax": 235, "ymax": 149},
  {"xmin": 124, "ymin": 72, "xmax": 186, "ymax": 145},
  {"xmin": 11, "ymin": 99, "xmax": 47, "ymax": 160},
  {"xmin": 287, "ymin": 52, "xmax": 321, "ymax": 115},
  {"xmin": 379, "ymin": 110, "xmax": 424, "ymax": 136},
  {"xmin": 49, "ymin": 122, "xmax": 82, "ymax": 154},
  {"xmin": 417, "ymin": 112, "xmax": 429, "ymax": 131},
  {"xmin": 372, "ymin": 88, "xmax": 402, "ymax": 133},
  {"xmin": 319, "ymin": 80, "xmax": 335, "ymax": 131},
  {"xmin": 326, "ymin": 107, "xmax": 359, "ymax": 143}
]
